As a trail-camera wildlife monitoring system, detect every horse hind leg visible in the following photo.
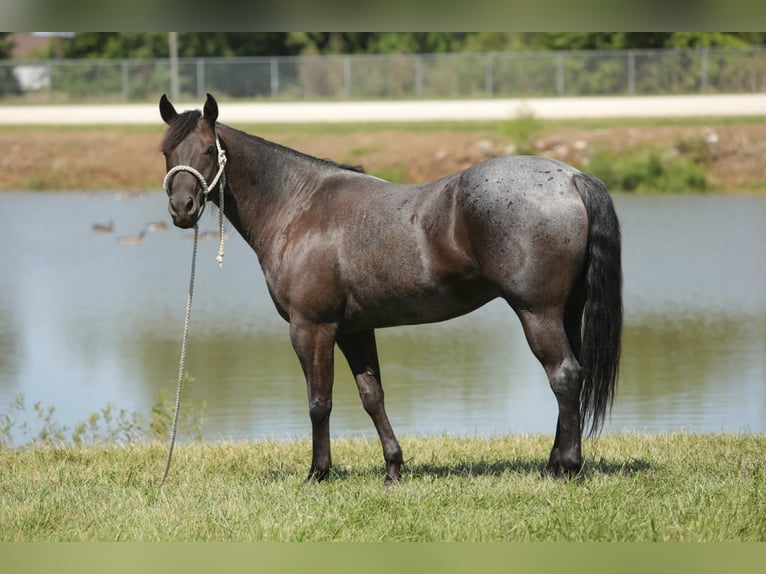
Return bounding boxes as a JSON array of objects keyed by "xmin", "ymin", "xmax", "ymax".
[
  {"xmin": 547, "ymin": 283, "xmax": 586, "ymax": 473},
  {"xmin": 517, "ymin": 307, "xmax": 584, "ymax": 478},
  {"xmin": 337, "ymin": 330, "xmax": 403, "ymax": 484}
]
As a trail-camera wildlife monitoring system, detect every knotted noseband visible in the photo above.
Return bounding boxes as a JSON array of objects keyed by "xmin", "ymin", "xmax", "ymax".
[{"xmin": 163, "ymin": 132, "xmax": 228, "ymax": 266}]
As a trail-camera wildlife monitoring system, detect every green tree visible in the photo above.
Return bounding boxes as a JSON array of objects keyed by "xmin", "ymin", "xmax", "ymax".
[
  {"xmin": 664, "ymin": 32, "xmax": 752, "ymax": 48},
  {"xmin": 491, "ymin": 32, "xmax": 761, "ymax": 52},
  {"xmin": 62, "ymin": 33, "xmax": 299, "ymax": 59},
  {"xmin": 368, "ymin": 33, "xmax": 468, "ymax": 54},
  {"xmin": 463, "ymin": 32, "xmax": 527, "ymax": 52},
  {"xmin": 0, "ymin": 33, "xmax": 21, "ymax": 96},
  {"xmin": 63, "ymin": 33, "xmax": 165, "ymax": 58},
  {"xmin": 62, "ymin": 32, "xmax": 116, "ymax": 58},
  {"xmin": 293, "ymin": 33, "xmax": 374, "ymax": 54},
  {"xmin": 180, "ymin": 33, "xmax": 299, "ymax": 57},
  {"xmin": 524, "ymin": 33, "xmax": 673, "ymax": 51},
  {"xmin": 55, "ymin": 32, "xmax": 766, "ymax": 61},
  {"xmin": 0, "ymin": 33, "xmax": 14, "ymax": 59},
  {"xmin": 287, "ymin": 32, "xmax": 468, "ymax": 55}
]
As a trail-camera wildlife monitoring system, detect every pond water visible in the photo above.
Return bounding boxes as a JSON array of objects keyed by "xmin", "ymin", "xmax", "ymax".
[{"xmin": 0, "ymin": 191, "xmax": 764, "ymax": 443}]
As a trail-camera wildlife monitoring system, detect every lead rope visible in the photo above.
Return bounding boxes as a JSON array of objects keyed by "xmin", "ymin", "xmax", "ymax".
[
  {"xmin": 160, "ymin": 134, "xmax": 227, "ymax": 484},
  {"xmin": 161, "ymin": 223, "xmax": 198, "ymax": 484}
]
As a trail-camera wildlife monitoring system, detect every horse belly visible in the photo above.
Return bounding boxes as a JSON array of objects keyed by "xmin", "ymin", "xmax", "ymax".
[
  {"xmin": 343, "ymin": 289, "xmax": 497, "ymax": 330},
  {"xmin": 341, "ymin": 267, "xmax": 498, "ymax": 331}
]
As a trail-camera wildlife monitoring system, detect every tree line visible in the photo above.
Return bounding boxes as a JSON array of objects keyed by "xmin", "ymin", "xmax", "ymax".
[{"xmin": 4, "ymin": 32, "xmax": 766, "ymax": 61}]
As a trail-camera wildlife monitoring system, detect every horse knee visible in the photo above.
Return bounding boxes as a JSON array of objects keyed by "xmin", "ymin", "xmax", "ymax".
[
  {"xmin": 309, "ymin": 397, "xmax": 332, "ymax": 424},
  {"xmin": 360, "ymin": 390, "xmax": 383, "ymax": 415},
  {"xmin": 357, "ymin": 371, "xmax": 384, "ymax": 414}
]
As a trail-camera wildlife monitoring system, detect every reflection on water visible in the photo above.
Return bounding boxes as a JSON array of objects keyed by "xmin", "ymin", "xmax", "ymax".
[
  {"xmin": 0, "ymin": 191, "xmax": 764, "ymax": 443},
  {"xmin": 618, "ymin": 312, "xmax": 765, "ymax": 432}
]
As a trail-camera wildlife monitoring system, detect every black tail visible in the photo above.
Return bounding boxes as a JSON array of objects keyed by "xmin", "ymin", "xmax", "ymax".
[{"xmin": 573, "ymin": 173, "xmax": 623, "ymax": 436}]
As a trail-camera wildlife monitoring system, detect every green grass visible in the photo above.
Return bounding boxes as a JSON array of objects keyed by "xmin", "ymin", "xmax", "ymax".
[{"xmin": 1, "ymin": 433, "xmax": 764, "ymax": 541}]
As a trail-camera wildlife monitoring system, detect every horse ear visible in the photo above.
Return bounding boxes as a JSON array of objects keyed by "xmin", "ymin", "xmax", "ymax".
[
  {"xmin": 159, "ymin": 94, "xmax": 178, "ymax": 124},
  {"xmin": 203, "ymin": 93, "xmax": 218, "ymax": 126}
]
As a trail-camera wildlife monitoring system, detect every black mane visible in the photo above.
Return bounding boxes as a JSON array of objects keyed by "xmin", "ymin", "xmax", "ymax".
[
  {"xmin": 162, "ymin": 113, "xmax": 365, "ymax": 174},
  {"xmin": 221, "ymin": 124, "xmax": 365, "ymax": 174}
]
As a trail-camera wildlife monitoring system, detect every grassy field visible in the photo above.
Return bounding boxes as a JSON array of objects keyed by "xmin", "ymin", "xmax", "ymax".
[{"xmin": 1, "ymin": 433, "xmax": 764, "ymax": 541}]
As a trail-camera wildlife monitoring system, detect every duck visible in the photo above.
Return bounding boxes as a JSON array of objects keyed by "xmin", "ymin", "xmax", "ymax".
[
  {"xmin": 146, "ymin": 221, "xmax": 168, "ymax": 232},
  {"xmin": 91, "ymin": 220, "xmax": 114, "ymax": 233},
  {"xmin": 117, "ymin": 228, "xmax": 147, "ymax": 245}
]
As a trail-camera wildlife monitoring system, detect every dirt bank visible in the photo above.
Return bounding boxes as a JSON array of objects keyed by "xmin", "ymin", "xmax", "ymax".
[{"xmin": 2, "ymin": 121, "xmax": 765, "ymax": 191}]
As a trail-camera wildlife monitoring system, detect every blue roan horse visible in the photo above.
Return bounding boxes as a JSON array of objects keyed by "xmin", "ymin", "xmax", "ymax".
[{"xmin": 159, "ymin": 94, "xmax": 622, "ymax": 483}]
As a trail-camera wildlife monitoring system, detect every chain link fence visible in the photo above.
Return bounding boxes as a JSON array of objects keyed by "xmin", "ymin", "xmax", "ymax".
[{"xmin": 3, "ymin": 46, "xmax": 766, "ymax": 103}]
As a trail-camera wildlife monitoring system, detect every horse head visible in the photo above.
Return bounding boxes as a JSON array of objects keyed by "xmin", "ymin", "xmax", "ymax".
[{"xmin": 159, "ymin": 93, "xmax": 222, "ymax": 229}]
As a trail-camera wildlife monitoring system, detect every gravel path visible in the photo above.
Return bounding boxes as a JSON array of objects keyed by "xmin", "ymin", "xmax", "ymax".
[{"xmin": 1, "ymin": 94, "xmax": 765, "ymax": 125}]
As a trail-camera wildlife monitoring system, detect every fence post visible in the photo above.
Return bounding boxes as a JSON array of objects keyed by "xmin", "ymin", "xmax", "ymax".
[
  {"xmin": 627, "ymin": 50, "xmax": 635, "ymax": 95},
  {"xmin": 46, "ymin": 61, "xmax": 52, "ymax": 102},
  {"xmin": 556, "ymin": 52, "xmax": 564, "ymax": 96},
  {"xmin": 196, "ymin": 59, "xmax": 204, "ymax": 100},
  {"xmin": 270, "ymin": 57, "xmax": 279, "ymax": 98},
  {"xmin": 700, "ymin": 47, "xmax": 708, "ymax": 93},
  {"xmin": 485, "ymin": 52, "xmax": 494, "ymax": 96},
  {"xmin": 168, "ymin": 32, "xmax": 179, "ymax": 100},
  {"xmin": 415, "ymin": 55, "xmax": 423, "ymax": 97},
  {"xmin": 121, "ymin": 61, "xmax": 129, "ymax": 101},
  {"xmin": 344, "ymin": 55, "xmax": 351, "ymax": 98}
]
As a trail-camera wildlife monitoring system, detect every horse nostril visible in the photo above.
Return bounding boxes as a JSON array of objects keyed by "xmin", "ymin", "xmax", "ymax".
[{"xmin": 185, "ymin": 197, "xmax": 195, "ymax": 213}]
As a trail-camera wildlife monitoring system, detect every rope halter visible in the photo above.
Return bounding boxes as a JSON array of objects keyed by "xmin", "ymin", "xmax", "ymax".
[{"xmin": 163, "ymin": 132, "xmax": 228, "ymax": 266}]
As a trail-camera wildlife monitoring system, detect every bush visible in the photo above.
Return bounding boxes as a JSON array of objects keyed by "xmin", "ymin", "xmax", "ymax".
[
  {"xmin": 498, "ymin": 110, "xmax": 544, "ymax": 155},
  {"xmin": 0, "ymin": 65, "xmax": 21, "ymax": 97},
  {"xmin": 585, "ymin": 142, "xmax": 710, "ymax": 193},
  {"xmin": 0, "ymin": 389, "xmax": 206, "ymax": 448}
]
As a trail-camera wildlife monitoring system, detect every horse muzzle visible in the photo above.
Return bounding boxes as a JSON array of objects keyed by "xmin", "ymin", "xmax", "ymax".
[
  {"xmin": 166, "ymin": 171, "xmax": 205, "ymax": 228},
  {"xmin": 168, "ymin": 188, "xmax": 204, "ymax": 229}
]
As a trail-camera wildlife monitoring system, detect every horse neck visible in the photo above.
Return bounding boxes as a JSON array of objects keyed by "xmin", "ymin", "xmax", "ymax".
[{"xmin": 212, "ymin": 124, "xmax": 330, "ymax": 252}]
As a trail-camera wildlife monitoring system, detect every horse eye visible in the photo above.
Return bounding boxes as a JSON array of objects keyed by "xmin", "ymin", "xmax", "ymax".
[{"xmin": 206, "ymin": 144, "xmax": 216, "ymax": 156}]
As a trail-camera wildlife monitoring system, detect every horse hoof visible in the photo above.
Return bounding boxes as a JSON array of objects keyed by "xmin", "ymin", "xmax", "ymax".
[
  {"xmin": 384, "ymin": 472, "xmax": 401, "ymax": 486},
  {"xmin": 306, "ymin": 469, "xmax": 330, "ymax": 483},
  {"xmin": 543, "ymin": 463, "xmax": 581, "ymax": 480}
]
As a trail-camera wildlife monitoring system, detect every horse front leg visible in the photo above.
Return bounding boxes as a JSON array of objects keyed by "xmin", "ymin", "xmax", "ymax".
[
  {"xmin": 289, "ymin": 317, "xmax": 337, "ymax": 482},
  {"xmin": 337, "ymin": 330, "xmax": 403, "ymax": 484}
]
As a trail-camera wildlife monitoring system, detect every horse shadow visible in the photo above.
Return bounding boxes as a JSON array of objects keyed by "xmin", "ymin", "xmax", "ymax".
[
  {"xmin": 403, "ymin": 456, "xmax": 652, "ymax": 481},
  {"xmin": 265, "ymin": 456, "xmax": 653, "ymax": 483}
]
